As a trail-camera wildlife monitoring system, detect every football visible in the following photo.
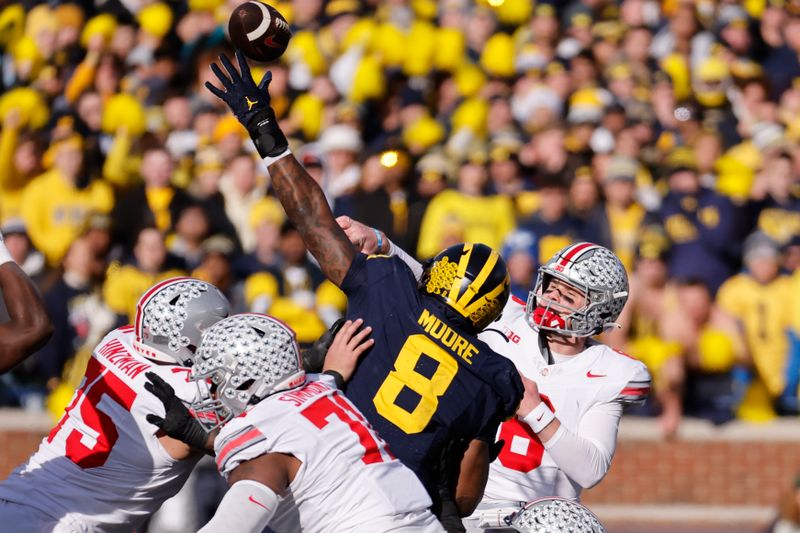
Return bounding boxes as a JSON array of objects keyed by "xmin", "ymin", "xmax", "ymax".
[{"xmin": 228, "ymin": 1, "xmax": 292, "ymax": 63}]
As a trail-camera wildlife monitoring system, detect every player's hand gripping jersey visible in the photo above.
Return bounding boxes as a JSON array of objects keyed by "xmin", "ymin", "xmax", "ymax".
[
  {"xmin": 0, "ymin": 327, "xmax": 202, "ymax": 532},
  {"xmin": 339, "ymin": 253, "xmax": 522, "ymax": 492},
  {"xmin": 215, "ymin": 375, "xmax": 444, "ymax": 533},
  {"xmin": 478, "ymin": 296, "xmax": 651, "ymax": 503}
]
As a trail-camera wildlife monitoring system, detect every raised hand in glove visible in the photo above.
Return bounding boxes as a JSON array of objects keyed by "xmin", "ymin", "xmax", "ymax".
[
  {"xmin": 204, "ymin": 50, "xmax": 288, "ymax": 158},
  {"xmin": 302, "ymin": 318, "xmax": 345, "ymax": 373},
  {"xmin": 144, "ymin": 372, "xmax": 211, "ymax": 452}
]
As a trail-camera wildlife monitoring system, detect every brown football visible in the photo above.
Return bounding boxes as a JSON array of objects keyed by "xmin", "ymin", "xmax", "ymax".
[{"xmin": 228, "ymin": 1, "xmax": 291, "ymax": 63}]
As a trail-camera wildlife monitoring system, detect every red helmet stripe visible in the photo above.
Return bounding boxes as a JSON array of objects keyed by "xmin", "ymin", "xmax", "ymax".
[
  {"xmin": 557, "ymin": 242, "xmax": 597, "ymax": 268},
  {"xmin": 134, "ymin": 276, "xmax": 193, "ymax": 340}
]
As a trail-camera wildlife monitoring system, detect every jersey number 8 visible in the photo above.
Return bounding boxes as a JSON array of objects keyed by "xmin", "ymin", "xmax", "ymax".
[{"xmin": 373, "ymin": 334, "xmax": 458, "ymax": 434}]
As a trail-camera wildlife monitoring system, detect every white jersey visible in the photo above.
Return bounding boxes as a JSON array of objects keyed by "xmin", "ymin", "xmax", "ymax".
[
  {"xmin": 0, "ymin": 326, "xmax": 202, "ymax": 532},
  {"xmin": 215, "ymin": 375, "xmax": 444, "ymax": 533},
  {"xmin": 477, "ymin": 296, "xmax": 651, "ymax": 504}
]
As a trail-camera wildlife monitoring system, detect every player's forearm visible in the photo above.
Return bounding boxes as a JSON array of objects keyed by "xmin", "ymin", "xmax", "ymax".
[
  {"xmin": 541, "ymin": 425, "xmax": 612, "ymax": 488},
  {"xmin": 539, "ymin": 402, "xmax": 622, "ymax": 488},
  {"xmin": 454, "ymin": 439, "xmax": 490, "ymax": 516},
  {"xmin": 198, "ymin": 480, "xmax": 278, "ymax": 533},
  {"xmin": 267, "ymin": 155, "xmax": 355, "ymax": 286},
  {"xmin": 0, "ymin": 262, "xmax": 53, "ymax": 372}
]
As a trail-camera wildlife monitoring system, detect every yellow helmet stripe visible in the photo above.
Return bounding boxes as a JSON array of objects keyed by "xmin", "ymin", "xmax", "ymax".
[
  {"xmin": 448, "ymin": 243, "xmax": 474, "ymax": 303},
  {"xmin": 457, "ymin": 249, "xmax": 500, "ymax": 309},
  {"xmin": 463, "ymin": 273, "xmax": 509, "ymax": 314}
]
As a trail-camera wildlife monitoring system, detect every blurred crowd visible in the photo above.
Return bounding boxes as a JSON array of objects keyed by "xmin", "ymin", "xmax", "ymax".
[{"xmin": 0, "ymin": 0, "xmax": 799, "ymax": 438}]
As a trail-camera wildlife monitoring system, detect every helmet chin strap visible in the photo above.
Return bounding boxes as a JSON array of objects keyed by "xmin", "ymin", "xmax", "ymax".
[{"xmin": 537, "ymin": 329, "xmax": 554, "ymax": 366}]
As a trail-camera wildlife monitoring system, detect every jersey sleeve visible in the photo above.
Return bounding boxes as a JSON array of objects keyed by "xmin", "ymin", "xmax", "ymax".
[
  {"xmin": 340, "ymin": 253, "xmax": 418, "ymax": 299},
  {"xmin": 614, "ymin": 359, "xmax": 652, "ymax": 405},
  {"xmin": 215, "ymin": 422, "xmax": 269, "ymax": 478}
]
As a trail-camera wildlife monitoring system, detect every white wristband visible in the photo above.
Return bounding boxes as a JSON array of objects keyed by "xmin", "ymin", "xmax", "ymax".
[
  {"xmin": 263, "ymin": 147, "xmax": 292, "ymax": 168},
  {"xmin": 0, "ymin": 235, "xmax": 14, "ymax": 266},
  {"xmin": 521, "ymin": 402, "xmax": 555, "ymax": 434}
]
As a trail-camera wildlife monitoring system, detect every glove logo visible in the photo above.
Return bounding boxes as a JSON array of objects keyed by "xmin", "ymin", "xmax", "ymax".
[{"xmin": 245, "ymin": 96, "xmax": 259, "ymax": 111}]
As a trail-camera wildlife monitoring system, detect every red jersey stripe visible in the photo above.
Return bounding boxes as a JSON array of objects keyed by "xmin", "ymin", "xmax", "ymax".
[{"xmin": 216, "ymin": 427, "xmax": 264, "ymax": 469}]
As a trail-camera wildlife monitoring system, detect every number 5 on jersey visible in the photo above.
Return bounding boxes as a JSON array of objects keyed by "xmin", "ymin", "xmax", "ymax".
[
  {"xmin": 48, "ymin": 358, "xmax": 137, "ymax": 468},
  {"xmin": 373, "ymin": 334, "xmax": 459, "ymax": 434}
]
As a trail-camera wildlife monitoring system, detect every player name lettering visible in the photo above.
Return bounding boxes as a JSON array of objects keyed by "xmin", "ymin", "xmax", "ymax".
[
  {"xmin": 417, "ymin": 309, "xmax": 477, "ymax": 364},
  {"xmin": 96, "ymin": 339, "xmax": 151, "ymax": 379},
  {"xmin": 278, "ymin": 380, "xmax": 330, "ymax": 406}
]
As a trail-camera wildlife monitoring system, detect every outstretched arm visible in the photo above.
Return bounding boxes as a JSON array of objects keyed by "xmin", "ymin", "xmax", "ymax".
[
  {"xmin": 0, "ymin": 236, "xmax": 52, "ymax": 372},
  {"xmin": 205, "ymin": 51, "xmax": 355, "ymax": 285},
  {"xmin": 268, "ymin": 156, "xmax": 356, "ymax": 285}
]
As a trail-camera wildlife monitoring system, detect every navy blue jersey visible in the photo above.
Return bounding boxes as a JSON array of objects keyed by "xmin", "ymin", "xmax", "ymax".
[{"xmin": 340, "ymin": 253, "xmax": 522, "ymax": 492}]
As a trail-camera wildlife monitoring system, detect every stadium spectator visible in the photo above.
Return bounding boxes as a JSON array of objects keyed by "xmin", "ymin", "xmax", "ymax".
[
  {"xmin": 191, "ymin": 235, "xmax": 237, "ymax": 298},
  {"xmin": 34, "ymin": 236, "xmax": 112, "ymax": 396},
  {"xmin": 747, "ymin": 151, "xmax": 800, "ymax": 246},
  {"xmin": 417, "ymin": 149, "xmax": 515, "ymax": 259},
  {"xmin": 500, "ymin": 229, "xmax": 539, "ymax": 302},
  {"xmin": 218, "ymin": 151, "xmax": 267, "ymax": 253},
  {"xmin": 660, "ymin": 278, "xmax": 746, "ymax": 427},
  {"xmin": 20, "ymin": 132, "xmax": 113, "ymax": 267},
  {"xmin": 242, "ymin": 220, "xmax": 335, "ymax": 345},
  {"xmin": 167, "ymin": 204, "xmax": 212, "ymax": 272},
  {"xmin": 519, "ymin": 172, "xmax": 586, "ymax": 266},
  {"xmin": 102, "ymin": 227, "xmax": 185, "ymax": 325},
  {"xmin": 318, "ymin": 123, "xmax": 363, "ymax": 201},
  {"xmin": 111, "ymin": 144, "xmax": 193, "ymax": 252},
  {"xmin": 717, "ymin": 231, "xmax": 795, "ymax": 420},
  {"xmin": 0, "ymin": 219, "xmax": 45, "ymax": 282},
  {"xmin": 334, "ymin": 149, "xmax": 415, "ymax": 250},
  {"xmin": 650, "ymin": 148, "xmax": 741, "ymax": 295},
  {"xmin": 596, "ymin": 155, "xmax": 647, "ymax": 271},
  {"xmin": 0, "ymin": 109, "xmax": 44, "ymax": 221}
]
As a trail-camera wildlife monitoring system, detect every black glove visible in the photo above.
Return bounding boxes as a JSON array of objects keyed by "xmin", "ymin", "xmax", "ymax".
[
  {"xmin": 301, "ymin": 318, "xmax": 346, "ymax": 373},
  {"xmin": 144, "ymin": 372, "xmax": 210, "ymax": 451},
  {"xmin": 204, "ymin": 50, "xmax": 288, "ymax": 158},
  {"xmin": 435, "ymin": 436, "xmax": 470, "ymax": 532},
  {"xmin": 488, "ymin": 438, "xmax": 505, "ymax": 463}
]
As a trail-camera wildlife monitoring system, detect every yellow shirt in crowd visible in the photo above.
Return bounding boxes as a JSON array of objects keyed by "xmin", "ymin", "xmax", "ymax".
[
  {"xmin": 20, "ymin": 170, "xmax": 114, "ymax": 265},
  {"xmin": 102, "ymin": 263, "xmax": 187, "ymax": 324},
  {"xmin": 717, "ymin": 273, "xmax": 794, "ymax": 397},
  {"xmin": 416, "ymin": 190, "xmax": 515, "ymax": 260}
]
